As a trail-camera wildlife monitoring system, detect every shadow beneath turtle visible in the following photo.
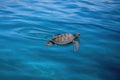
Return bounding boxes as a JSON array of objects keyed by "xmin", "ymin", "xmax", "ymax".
[{"xmin": 56, "ymin": 43, "xmax": 72, "ymax": 47}]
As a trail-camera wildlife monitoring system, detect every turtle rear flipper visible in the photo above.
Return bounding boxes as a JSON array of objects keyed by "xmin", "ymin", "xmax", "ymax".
[{"xmin": 73, "ymin": 40, "xmax": 79, "ymax": 51}]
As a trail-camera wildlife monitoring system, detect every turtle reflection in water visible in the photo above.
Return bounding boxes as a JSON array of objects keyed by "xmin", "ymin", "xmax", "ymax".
[{"xmin": 46, "ymin": 33, "xmax": 80, "ymax": 51}]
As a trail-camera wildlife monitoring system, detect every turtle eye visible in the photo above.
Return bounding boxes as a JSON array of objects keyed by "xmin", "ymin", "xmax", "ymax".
[{"xmin": 77, "ymin": 33, "xmax": 80, "ymax": 36}]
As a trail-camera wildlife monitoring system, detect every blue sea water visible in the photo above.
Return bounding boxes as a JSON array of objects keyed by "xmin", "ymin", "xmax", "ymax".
[{"xmin": 0, "ymin": 0, "xmax": 120, "ymax": 80}]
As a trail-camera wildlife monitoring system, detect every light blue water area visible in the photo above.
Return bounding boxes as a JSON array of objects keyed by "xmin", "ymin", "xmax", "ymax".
[{"xmin": 0, "ymin": 0, "xmax": 120, "ymax": 80}]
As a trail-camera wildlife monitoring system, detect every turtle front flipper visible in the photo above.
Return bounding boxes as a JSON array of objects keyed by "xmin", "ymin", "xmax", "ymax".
[{"xmin": 73, "ymin": 40, "xmax": 79, "ymax": 51}]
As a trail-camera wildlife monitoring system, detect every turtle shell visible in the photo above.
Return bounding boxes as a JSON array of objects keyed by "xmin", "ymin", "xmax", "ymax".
[{"xmin": 51, "ymin": 33, "xmax": 74, "ymax": 44}]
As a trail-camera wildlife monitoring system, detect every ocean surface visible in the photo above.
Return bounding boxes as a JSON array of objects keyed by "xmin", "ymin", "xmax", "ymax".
[{"xmin": 0, "ymin": 0, "xmax": 120, "ymax": 80}]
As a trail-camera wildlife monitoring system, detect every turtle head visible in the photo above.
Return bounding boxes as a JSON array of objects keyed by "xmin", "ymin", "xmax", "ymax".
[
  {"xmin": 74, "ymin": 33, "xmax": 80, "ymax": 39},
  {"xmin": 45, "ymin": 41, "xmax": 54, "ymax": 46}
]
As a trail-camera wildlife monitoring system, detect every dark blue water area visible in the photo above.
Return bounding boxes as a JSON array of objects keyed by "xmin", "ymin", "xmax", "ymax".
[{"xmin": 0, "ymin": 0, "xmax": 120, "ymax": 80}]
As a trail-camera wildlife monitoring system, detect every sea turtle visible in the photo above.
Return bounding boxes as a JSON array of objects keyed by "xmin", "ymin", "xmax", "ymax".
[{"xmin": 45, "ymin": 33, "xmax": 80, "ymax": 51}]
